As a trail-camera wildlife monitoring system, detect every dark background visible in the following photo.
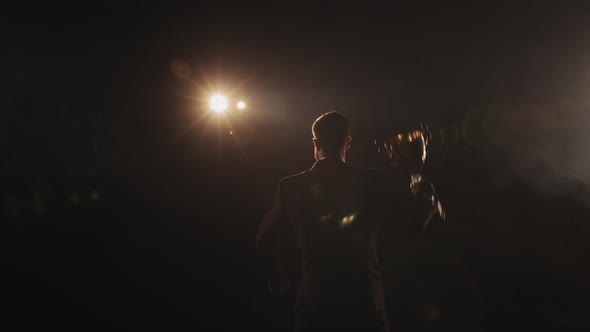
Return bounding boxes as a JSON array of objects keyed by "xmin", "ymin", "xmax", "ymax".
[{"xmin": 2, "ymin": 1, "xmax": 590, "ymax": 331}]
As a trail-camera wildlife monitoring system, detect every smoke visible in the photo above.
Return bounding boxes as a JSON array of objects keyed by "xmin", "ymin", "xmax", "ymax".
[{"xmin": 464, "ymin": 100, "xmax": 590, "ymax": 204}]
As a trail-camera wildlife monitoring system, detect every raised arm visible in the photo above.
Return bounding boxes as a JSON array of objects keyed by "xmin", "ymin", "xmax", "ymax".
[
  {"xmin": 373, "ymin": 167, "xmax": 444, "ymax": 237},
  {"xmin": 409, "ymin": 171, "xmax": 445, "ymax": 232}
]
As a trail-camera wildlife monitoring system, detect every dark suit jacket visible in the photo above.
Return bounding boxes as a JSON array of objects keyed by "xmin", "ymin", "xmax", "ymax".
[{"xmin": 257, "ymin": 158, "xmax": 418, "ymax": 332}]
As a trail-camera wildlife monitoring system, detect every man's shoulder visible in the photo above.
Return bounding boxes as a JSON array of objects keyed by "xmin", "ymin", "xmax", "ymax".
[
  {"xmin": 276, "ymin": 170, "xmax": 311, "ymax": 198},
  {"xmin": 279, "ymin": 170, "xmax": 311, "ymax": 186}
]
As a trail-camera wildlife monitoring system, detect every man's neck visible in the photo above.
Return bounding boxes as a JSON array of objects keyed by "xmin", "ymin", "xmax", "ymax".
[{"xmin": 317, "ymin": 154, "xmax": 345, "ymax": 163}]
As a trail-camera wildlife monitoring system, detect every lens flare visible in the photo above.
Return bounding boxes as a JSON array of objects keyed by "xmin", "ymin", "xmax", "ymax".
[
  {"xmin": 210, "ymin": 94, "xmax": 228, "ymax": 113},
  {"xmin": 339, "ymin": 212, "xmax": 357, "ymax": 227},
  {"xmin": 237, "ymin": 101, "xmax": 246, "ymax": 110}
]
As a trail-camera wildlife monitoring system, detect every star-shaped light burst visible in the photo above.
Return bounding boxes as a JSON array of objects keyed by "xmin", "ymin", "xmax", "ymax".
[{"xmin": 209, "ymin": 93, "xmax": 228, "ymax": 113}]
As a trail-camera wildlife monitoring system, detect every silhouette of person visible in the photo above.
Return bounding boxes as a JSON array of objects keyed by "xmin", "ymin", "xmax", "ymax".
[{"xmin": 257, "ymin": 112, "xmax": 443, "ymax": 332}]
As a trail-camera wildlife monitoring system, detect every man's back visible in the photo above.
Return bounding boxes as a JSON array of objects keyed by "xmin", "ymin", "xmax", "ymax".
[{"xmin": 257, "ymin": 158, "xmax": 390, "ymax": 331}]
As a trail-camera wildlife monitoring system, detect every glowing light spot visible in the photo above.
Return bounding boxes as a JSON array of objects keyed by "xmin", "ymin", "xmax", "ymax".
[
  {"xmin": 209, "ymin": 94, "xmax": 228, "ymax": 113},
  {"xmin": 437, "ymin": 200, "xmax": 445, "ymax": 220},
  {"xmin": 339, "ymin": 212, "xmax": 357, "ymax": 227},
  {"xmin": 421, "ymin": 133, "xmax": 427, "ymax": 162},
  {"xmin": 236, "ymin": 101, "xmax": 246, "ymax": 110}
]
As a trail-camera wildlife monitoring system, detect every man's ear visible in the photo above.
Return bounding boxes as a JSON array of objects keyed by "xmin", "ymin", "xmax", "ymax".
[{"xmin": 313, "ymin": 138, "xmax": 321, "ymax": 151}]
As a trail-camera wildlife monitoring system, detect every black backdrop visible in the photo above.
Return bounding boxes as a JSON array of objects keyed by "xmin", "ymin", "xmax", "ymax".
[{"xmin": 2, "ymin": 2, "xmax": 590, "ymax": 331}]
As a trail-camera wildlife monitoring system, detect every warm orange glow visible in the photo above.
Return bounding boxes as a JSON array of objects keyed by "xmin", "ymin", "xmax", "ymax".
[
  {"xmin": 339, "ymin": 212, "xmax": 357, "ymax": 226},
  {"xmin": 236, "ymin": 101, "xmax": 246, "ymax": 110}
]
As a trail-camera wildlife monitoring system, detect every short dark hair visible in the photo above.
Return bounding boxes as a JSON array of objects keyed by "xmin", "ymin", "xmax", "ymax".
[{"xmin": 312, "ymin": 112, "xmax": 349, "ymax": 153}]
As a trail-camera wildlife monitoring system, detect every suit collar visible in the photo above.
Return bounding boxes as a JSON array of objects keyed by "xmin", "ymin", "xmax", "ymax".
[{"xmin": 311, "ymin": 157, "xmax": 346, "ymax": 174}]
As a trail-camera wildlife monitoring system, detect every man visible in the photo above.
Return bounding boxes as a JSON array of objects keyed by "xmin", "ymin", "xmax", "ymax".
[{"xmin": 256, "ymin": 112, "xmax": 443, "ymax": 332}]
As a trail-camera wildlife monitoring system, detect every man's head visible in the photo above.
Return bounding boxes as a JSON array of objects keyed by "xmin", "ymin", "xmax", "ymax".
[{"xmin": 311, "ymin": 112, "xmax": 351, "ymax": 161}]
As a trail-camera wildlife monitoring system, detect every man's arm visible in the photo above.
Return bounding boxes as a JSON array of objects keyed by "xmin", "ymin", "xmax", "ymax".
[
  {"xmin": 256, "ymin": 180, "xmax": 285, "ymax": 256},
  {"xmin": 409, "ymin": 172, "xmax": 445, "ymax": 232},
  {"xmin": 374, "ymin": 168, "xmax": 444, "ymax": 237},
  {"xmin": 256, "ymin": 180, "xmax": 290, "ymax": 295}
]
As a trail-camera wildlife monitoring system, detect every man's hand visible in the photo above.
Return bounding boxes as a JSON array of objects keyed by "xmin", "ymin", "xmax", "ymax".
[
  {"xmin": 410, "ymin": 171, "xmax": 424, "ymax": 197},
  {"xmin": 409, "ymin": 171, "xmax": 446, "ymax": 231}
]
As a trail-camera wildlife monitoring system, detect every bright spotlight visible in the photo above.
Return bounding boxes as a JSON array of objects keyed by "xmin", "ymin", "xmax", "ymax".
[
  {"xmin": 210, "ymin": 94, "xmax": 228, "ymax": 113},
  {"xmin": 237, "ymin": 101, "xmax": 246, "ymax": 110}
]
